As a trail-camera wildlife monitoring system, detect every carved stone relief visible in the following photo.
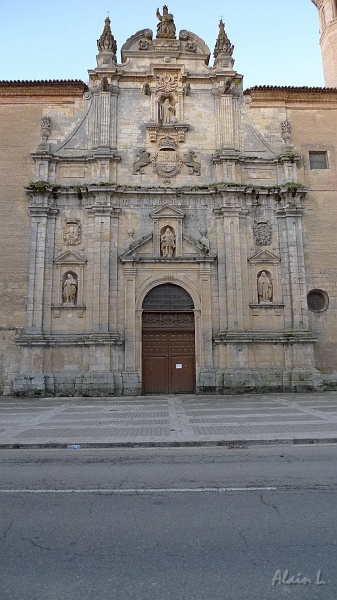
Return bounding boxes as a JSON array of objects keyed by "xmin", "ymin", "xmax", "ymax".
[
  {"xmin": 133, "ymin": 149, "xmax": 152, "ymax": 174},
  {"xmin": 153, "ymin": 136, "xmax": 182, "ymax": 178},
  {"xmin": 139, "ymin": 39, "xmax": 149, "ymax": 50},
  {"xmin": 62, "ymin": 219, "xmax": 81, "ymax": 246},
  {"xmin": 156, "ymin": 72, "xmax": 178, "ymax": 94},
  {"xmin": 183, "ymin": 150, "xmax": 201, "ymax": 175},
  {"xmin": 186, "ymin": 41, "xmax": 197, "ymax": 53},
  {"xmin": 253, "ymin": 220, "xmax": 272, "ymax": 246}
]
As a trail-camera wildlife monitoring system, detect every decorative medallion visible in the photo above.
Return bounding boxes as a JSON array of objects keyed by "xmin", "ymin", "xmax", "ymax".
[
  {"xmin": 253, "ymin": 220, "xmax": 272, "ymax": 246},
  {"xmin": 62, "ymin": 219, "xmax": 82, "ymax": 246}
]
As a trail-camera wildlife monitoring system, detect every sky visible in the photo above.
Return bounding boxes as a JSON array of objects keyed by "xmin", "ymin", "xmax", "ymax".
[{"xmin": 1, "ymin": 0, "xmax": 324, "ymax": 89}]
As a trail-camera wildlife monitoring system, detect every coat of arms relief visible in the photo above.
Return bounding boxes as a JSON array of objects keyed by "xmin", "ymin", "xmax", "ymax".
[{"xmin": 62, "ymin": 219, "xmax": 82, "ymax": 246}]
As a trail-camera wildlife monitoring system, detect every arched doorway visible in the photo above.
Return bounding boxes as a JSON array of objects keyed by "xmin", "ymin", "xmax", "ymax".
[{"xmin": 142, "ymin": 284, "xmax": 195, "ymax": 394}]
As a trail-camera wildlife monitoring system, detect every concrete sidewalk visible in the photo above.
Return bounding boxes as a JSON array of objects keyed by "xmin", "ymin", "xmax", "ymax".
[{"xmin": 1, "ymin": 391, "xmax": 337, "ymax": 448}]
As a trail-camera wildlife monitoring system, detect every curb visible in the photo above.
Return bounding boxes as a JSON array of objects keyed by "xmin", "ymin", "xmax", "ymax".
[{"xmin": 1, "ymin": 437, "xmax": 337, "ymax": 450}]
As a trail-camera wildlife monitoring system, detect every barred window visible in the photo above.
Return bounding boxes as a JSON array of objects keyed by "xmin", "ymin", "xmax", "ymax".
[
  {"xmin": 309, "ymin": 151, "xmax": 329, "ymax": 170},
  {"xmin": 143, "ymin": 284, "xmax": 194, "ymax": 310},
  {"xmin": 307, "ymin": 289, "xmax": 329, "ymax": 313}
]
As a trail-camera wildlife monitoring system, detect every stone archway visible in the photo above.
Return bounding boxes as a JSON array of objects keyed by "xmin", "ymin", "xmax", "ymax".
[{"xmin": 142, "ymin": 283, "xmax": 195, "ymax": 394}]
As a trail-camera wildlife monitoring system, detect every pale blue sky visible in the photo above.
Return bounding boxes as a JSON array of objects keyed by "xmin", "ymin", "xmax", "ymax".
[{"xmin": 1, "ymin": 0, "xmax": 323, "ymax": 89}]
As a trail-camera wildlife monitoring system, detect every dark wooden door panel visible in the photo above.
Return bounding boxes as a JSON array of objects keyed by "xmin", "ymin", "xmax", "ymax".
[
  {"xmin": 142, "ymin": 317, "xmax": 195, "ymax": 394},
  {"xmin": 171, "ymin": 355, "xmax": 195, "ymax": 393},
  {"xmin": 142, "ymin": 357, "xmax": 169, "ymax": 394}
]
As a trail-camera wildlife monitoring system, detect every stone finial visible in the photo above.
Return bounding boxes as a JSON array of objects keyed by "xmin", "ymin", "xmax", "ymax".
[
  {"xmin": 213, "ymin": 19, "xmax": 234, "ymax": 58},
  {"xmin": 97, "ymin": 17, "xmax": 117, "ymax": 66},
  {"xmin": 41, "ymin": 116, "xmax": 51, "ymax": 142},
  {"xmin": 281, "ymin": 120, "xmax": 291, "ymax": 145},
  {"xmin": 156, "ymin": 6, "xmax": 176, "ymax": 39}
]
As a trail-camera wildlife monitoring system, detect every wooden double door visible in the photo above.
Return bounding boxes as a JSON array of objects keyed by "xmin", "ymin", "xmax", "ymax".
[{"xmin": 142, "ymin": 312, "xmax": 195, "ymax": 394}]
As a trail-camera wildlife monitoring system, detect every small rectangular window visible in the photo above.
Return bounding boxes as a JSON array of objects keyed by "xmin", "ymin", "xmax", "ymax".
[{"xmin": 309, "ymin": 151, "xmax": 329, "ymax": 170}]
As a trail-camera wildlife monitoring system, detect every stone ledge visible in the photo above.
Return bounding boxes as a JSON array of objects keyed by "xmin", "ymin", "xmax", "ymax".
[
  {"xmin": 214, "ymin": 330, "xmax": 317, "ymax": 344},
  {"xmin": 15, "ymin": 333, "xmax": 123, "ymax": 347}
]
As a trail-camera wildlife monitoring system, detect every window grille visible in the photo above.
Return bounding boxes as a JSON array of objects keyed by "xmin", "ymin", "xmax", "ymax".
[
  {"xmin": 307, "ymin": 289, "xmax": 329, "ymax": 313},
  {"xmin": 143, "ymin": 284, "xmax": 194, "ymax": 310}
]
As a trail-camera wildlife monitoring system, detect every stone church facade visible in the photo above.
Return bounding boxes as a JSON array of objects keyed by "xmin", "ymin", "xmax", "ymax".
[{"xmin": 1, "ymin": 2, "xmax": 337, "ymax": 396}]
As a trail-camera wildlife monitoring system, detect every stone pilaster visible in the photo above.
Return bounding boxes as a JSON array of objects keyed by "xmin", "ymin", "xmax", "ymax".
[
  {"xmin": 91, "ymin": 204, "xmax": 113, "ymax": 332},
  {"xmin": 123, "ymin": 266, "xmax": 137, "ymax": 371},
  {"xmin": 214, "ymin": 209, "xmax": 228, "ymax": 331},
  {"xmin": 277, "ymin": 205, "xmax": 309, "ymax": 330},
  {"xmin": 222, "ymin": 207, "xmax": 244, "ymax": 331},
  {"xmin": 199, "ymin": 264, "xmax": 213, "ymax": 369},
  {"xmin": 92, "ymin": 85, "xmax": 119, "ymax": 150},
  {"xmin": 109, "ymin": 207, "xmax": 121, "ymax": 331},
  {"xmin": 26, "ymin": 200, "xmax": 57, "ymax": 334}
]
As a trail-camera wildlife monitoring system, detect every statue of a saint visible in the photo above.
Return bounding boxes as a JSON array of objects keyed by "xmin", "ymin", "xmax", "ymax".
[
  {"xmin": 160, "ymin": 98, "xmax": 176, "ymax": 124},
  {"xmin": 257, "ymin": 271, "xmax": 273, "ymax": 303},
  {"xmin": 160, "ymin": 227, "xmax": 175, "ymax": 257},
  {"xmin": 156, "ymin": 6, "xmax": 176, "ymax": 39},
  {"xmin": 62, "ymin": 273, "xmax": 77, "ymax": 304}
]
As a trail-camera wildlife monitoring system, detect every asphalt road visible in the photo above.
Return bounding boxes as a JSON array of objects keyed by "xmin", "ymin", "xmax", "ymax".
[{"xmin": 1, "ymin": 445, "xmax": 337, "ymax": 600}]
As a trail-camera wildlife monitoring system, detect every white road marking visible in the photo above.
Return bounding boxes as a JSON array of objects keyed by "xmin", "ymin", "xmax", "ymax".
[{"xmin": 0, "ymin": 486, "xmax": 277, "ymax": 494}]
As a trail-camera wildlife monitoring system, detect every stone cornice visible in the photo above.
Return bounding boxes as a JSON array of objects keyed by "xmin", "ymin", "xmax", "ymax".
[
  {"xmin": 244, "ymin": 86, "xmax": 337, "ymax": 104},
  {"xmin": 0, "ymin": 80, "xmax": 87, "ymax": 98}
]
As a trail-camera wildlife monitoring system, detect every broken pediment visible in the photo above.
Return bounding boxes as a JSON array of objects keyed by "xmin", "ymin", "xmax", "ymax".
[
  {"xmin": 120, "ymin": 231, "xmax": 215, "ymax": 263},
  {"xmin": 248, "ymin": 249, "xmax": 280, "ymax": 265},
  {"xmin": 54, "ymin": 250, "xmax": 87, "ymax": 265},
  {"xmin": 121, "ymin": 27, "xmax": 210, "ymax": 65}
]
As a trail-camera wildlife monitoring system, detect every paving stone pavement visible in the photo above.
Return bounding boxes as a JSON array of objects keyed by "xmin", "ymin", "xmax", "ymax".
[{"xmin": 1, "ymin": 392, "xmax": 337, "ymax": 447}]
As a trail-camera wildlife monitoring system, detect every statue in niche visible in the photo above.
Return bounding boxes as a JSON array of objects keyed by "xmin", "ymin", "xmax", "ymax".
[
  {"xmin": 156, "ymin": 6, "xmax": 176, "ymax": 39},
  {"xmin": 183, "ymin": 150, "xmax": 201, "ymax": 175},
  {"xmin": 134, "ymin": 149, "xmax": 151, "ymax": 174},
  {"xmin": 62, "ymin": 273, "xmax": 78, "ymax": 305},
  {"xmin": 160, "ymin": 227, "xmax": 176, "ymax": 257},
  {"xmin": 257, "ymin": 271, "xmax": 273, "ymax": 304},
  {"xmin": 160, "ymin": 98, "xmax": 176, "ymax": 124}
]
